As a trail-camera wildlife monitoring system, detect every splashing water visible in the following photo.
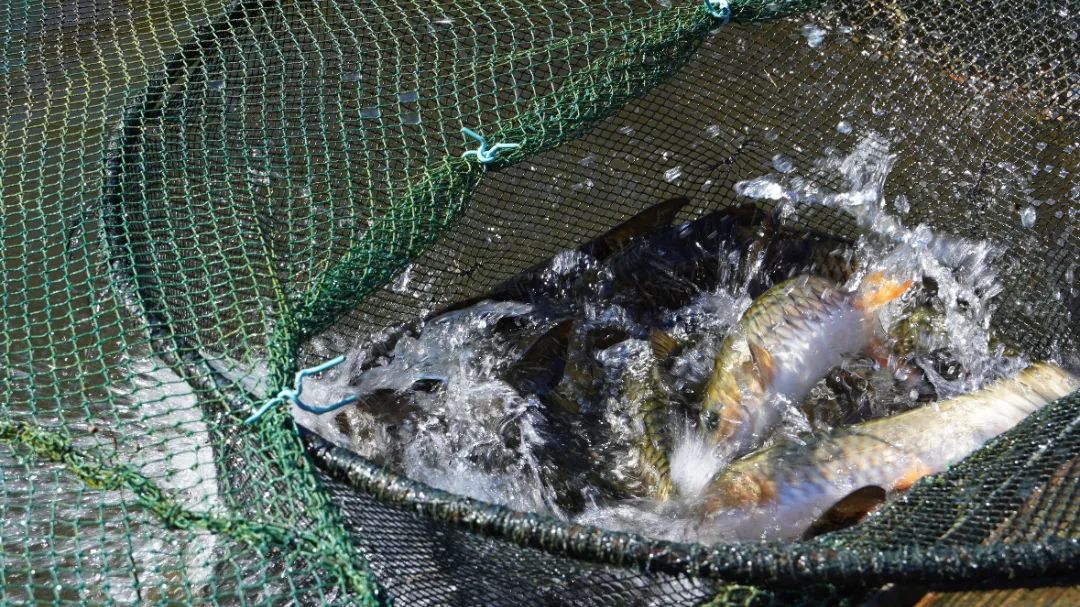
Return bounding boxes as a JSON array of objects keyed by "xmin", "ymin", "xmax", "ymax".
[
  {"xmin": 291, "ymin": 131, "xmax": 1036, "ymax": 544},
  {"xmin": 735, "ymin": 132, "xmax": 1010, "ymax": 396},
  {"xmin": 302, "ymin": 301, "xmax": 557, "ymax": 512}
]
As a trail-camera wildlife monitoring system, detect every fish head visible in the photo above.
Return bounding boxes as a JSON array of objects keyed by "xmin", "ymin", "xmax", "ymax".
[
  {"xmin": 853, "ymin": 271, "xmax": 913, "ymax": 313},
  {"xmin": 703, "ymin": 343, "xmax": 771, "ymax": 447}
]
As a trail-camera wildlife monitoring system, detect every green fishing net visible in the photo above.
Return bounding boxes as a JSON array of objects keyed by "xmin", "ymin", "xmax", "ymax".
[{"xmin": 2, "ymin": 0, "xmax": 1078, "ymax": 604}]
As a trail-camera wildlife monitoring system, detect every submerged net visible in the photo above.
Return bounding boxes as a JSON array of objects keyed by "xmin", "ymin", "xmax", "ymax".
[{"xmin": 2, "ymin": 0, "xmax": 1078, "ymax": 603}]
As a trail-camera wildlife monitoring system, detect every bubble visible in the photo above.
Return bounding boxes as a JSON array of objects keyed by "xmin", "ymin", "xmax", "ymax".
[
  {"xmin": 893, "ymin": 194, "xmax": 910, "ymax": 214},
  {"xmin": 1020, "ymin": 206, "xmax": 1037, "ymax": 228},
  {"xmin": 735, "ymin": 177, "xmax": 784, "ymax": 200},
  {"xmin": 801, "ymin": 24, "xmax": 826, "ymax": 48},
  {"xmin": 772, "ymin": 154, "xmax": 796, "ymax": 174}
]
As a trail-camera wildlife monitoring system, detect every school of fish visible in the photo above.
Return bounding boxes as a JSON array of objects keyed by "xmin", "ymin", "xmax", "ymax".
[{"xmin": 309, "ymin": 195, "xmax": 1078, "ymax": 543}]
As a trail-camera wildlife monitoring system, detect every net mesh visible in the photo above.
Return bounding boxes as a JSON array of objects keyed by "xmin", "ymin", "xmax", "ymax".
[{"xmin": 2, "ymin": 0, "xmax": 1078, "ymax": 604}]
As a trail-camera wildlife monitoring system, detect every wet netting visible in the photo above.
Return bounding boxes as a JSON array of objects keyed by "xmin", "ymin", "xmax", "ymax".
[{"xmin": 2, "ymin": 0, "xmax": 1078, "ymax": 604}]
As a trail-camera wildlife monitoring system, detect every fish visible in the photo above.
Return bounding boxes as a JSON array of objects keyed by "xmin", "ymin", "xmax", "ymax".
[
  {"xmin": 698, "ymin": 362, "xmax": 1080, "ymax": 542},
  {"xmin": 756, "ymin": 226, "xmax": 859, "ymax": 290},
  {"xmin": 505, "ymin": 318, "xmax": 576, "ymax": 403},
  {"xmin": 582, "ymin": 333, "xmax": 685, "ymax": 504},
  {"xmin": 700, "ymin": 272, "xmax": 913, "ymax": 460},
  {"xmin": 599, "ymin": 206, "xmax": 862, "ymax": 322},
  {"xmin": 597, "ymin": 205, "xmax": 770, "ymax": 318},
  {"xmin": 612, "ymin": 331, "xmax": 687, "ymax": 501},
  {"xmin": 332, "ymin": 385, "xmax": 430, "ymax": 464},
  {"xmin": 561, "ymin": 320, "xmax": 632, "ymax": 412},
  {"xmin": 436, "ymin": 196, "xmax": 690, "ymax": 316}
]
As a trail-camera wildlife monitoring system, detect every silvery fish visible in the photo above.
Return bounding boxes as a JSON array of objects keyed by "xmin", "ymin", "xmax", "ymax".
[
  {"xmin": 700, "ymin": 272, "xmax": 913, "ymax": 459},
  {"xmin": 699, "ymin": 362, "xmax": 1079, "ymax": 541},
  {"xmin": 612, "ymin": 331, "xmax": 687, "ymax": 501}
]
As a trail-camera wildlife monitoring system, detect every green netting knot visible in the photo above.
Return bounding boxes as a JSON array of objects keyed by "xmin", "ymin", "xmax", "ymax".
[
  {"xmin": 704, "ymin": 0, "xmax": 731, "ymax": 23},
  {"xmin": 461, "ymin": 127, "xmax": 521, "ymax": 164},
  {"xmin": 243, "ymin": 355, "xmax": 357, "ymax": 424}
]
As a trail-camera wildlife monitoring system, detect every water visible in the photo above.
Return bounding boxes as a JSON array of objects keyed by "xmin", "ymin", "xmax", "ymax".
[
  {"xmin": 295, "ymin": 130, "xmax": 1037, "ymax": 544},
  {"xmin": 301, "ymin": 302, "xmax": 556, "ymax": 512},
  {"xmin": 1021, "ymin": 206, "xmax": 1037, "ymax": 228},
  {"xmin": 801, "ymin": 24, "xmax": 826, "ymax": 48}
]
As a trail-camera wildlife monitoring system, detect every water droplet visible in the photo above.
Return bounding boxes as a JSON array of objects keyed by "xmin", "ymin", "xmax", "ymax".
[
  {"xmin": 208, "ymin": 80, "xmax": 225, "ymax": 91},
  {"xmin": 618, "ymin": 125, "xmax": 635, "ymax": 136},
  {"xmin": 735, "ymin": 177, "xmax": 784, "ymax": 200},
  {"xmin": 705, "ymin": 124, "xmax": 721, "ymax": 138},
  {"xmin": 360, "ymin": 107, "xmax": 380, "ymax": 119},
  {"xmin": 664, "ymin": 166, "xmax": 684, "ymax": 183},
  {"xmin": 1020, "ymin": 206, "xmax": 1036, "ymax": 228},
  {"xmin": 341, "ymin": 71, "xmax": 361, "ymax": 83},
  {"xmin": 771, "ymin": 154, "xmax": 795, "ymax": 174},
  {"xmin": 801, "ymin": 24, "xmax": 826, "ymax": 48},
  {"xmin": 893, "ymin": 194, "xmax": 910, "ymax": 214},
  {"xmin": 398, "ymin": 90, "xmax": 420, "ymax": 103},
  {"xmin": 836, "ymin": 121, "xmax": 852, "ymax": 134}
]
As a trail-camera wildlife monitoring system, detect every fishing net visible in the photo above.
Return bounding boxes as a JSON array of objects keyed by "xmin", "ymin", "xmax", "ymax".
[{"xmin": 2, "ymin": 0, "xmax": 1078, "ymax": 603}]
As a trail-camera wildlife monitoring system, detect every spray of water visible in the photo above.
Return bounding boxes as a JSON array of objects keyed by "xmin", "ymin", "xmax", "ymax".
[{"xmin": 294, "ymin": 132, "xmax": 1028, "ymax": 543}]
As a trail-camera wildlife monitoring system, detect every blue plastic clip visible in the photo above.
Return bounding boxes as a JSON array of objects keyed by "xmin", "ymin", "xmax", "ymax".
[
  {"xmin": 461, "ymin": 127, "xmax": 520, "ymax": 164},
  {"xmin": 243, "ymin": 355, "xmax": 358, "ymax": 424},
  {"xmin": 704, "ymin": 0, "xmax": 731, "ymax": 23}
]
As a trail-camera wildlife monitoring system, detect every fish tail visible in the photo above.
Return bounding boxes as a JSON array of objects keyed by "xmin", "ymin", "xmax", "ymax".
[{"xmin": 855, "ymin": 271, "xmax": 912, "ymax": 311}]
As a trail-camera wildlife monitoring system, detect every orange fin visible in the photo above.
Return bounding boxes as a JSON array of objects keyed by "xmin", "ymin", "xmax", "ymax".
[
  {"xmin": 857, "ymin": 271, "xmax": 913, "ymax": 311},
  {"xmin": 894, "ymin": 460, "xmax": 934, "ymax": 491},
  {"xmin": 803, "ymin": 485, "xmax": 886, "ymax": 539},
  {"xmin": 748, "ymin": 341, "xmax": 776, "ymax": 383},
  {"xmin": 650, "ymin": 329, "xmax": 681, "ymax": 361}
]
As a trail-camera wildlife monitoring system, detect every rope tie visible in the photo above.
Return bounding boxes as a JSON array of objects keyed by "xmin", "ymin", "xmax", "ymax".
[
  {"xmin": 244, "ymin": 355, "xmax": 357, "ymax": 424},
  {"xmin": 461, "ymin": 127, "xmax": 520, "ymax": 163}
]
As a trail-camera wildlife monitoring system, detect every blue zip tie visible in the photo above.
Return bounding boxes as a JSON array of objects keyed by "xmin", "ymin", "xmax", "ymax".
[
  {"xmin": 244, "ymin": 355, "xmax": 358, "ymax": 424},
  {"xmin": 461, "ymin": 127, "xmax": 521, "ymax": 164},
  {"xmin": 704, "ymin": 0, "xmax": 731, "ymax": 23}
]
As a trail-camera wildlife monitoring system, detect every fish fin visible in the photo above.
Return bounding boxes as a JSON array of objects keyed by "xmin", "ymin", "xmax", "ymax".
[
  {"xmin": 506, "ymin": 318, "xmax": 574, "ymax": 396},
  {"xmin": 856, "ymin": 272, "xmax": 913, "ymax": 311},
  {"xmin": 803, "ymin": 485, "xmax": 886, "ymax": 539},
  {"xmin": 649, "ymin": 329, "xmax": 682, "ymax": 361},
  {"xmin": 583, "ymin": 196, "xmax": 690, "ymax": 259},
  {"xmin": 748, "ymin": 341, "xmax": 776, "ymax": 384},
  {"xmin": 893, "ymin": 460, "xmax": 933, "ymax": 491}
]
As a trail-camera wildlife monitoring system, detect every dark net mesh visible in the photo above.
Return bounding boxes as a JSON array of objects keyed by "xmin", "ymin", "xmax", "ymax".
[{"xmin": 3, "ymin": 0, "xmax": 1078, "ymax": 604}]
